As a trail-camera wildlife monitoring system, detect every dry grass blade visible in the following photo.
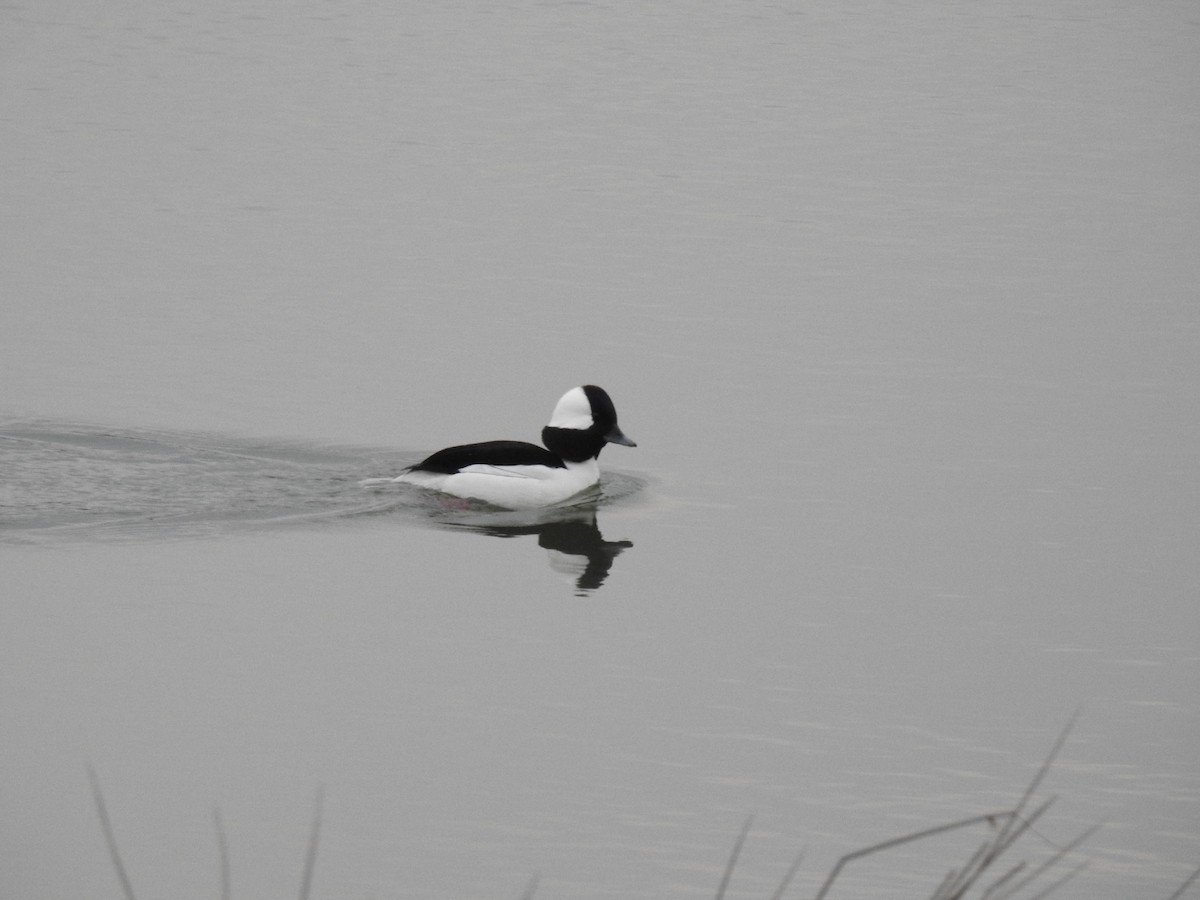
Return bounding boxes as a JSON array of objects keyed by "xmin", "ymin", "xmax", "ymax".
[
  {"xmin": 715, "ymin": 815, "xmax": 754, "ymax": 900},
  {"xmin": 813, "ymin": 810, "xmax": 1014, "ymax": 900},
  {"xmin": 938, "ymin": 798, "xmax": 1054, "ymax": 898},
  {"xmin": 86, "ymin": 765, "xmax": 139, "ymax": 900},
  {"xmin": 942, "ymin": 798, "xmax": 1061, "ymax": 900},
  {"xmin": 935, "ymin": 837, "xmax": 1000, "ymax": 899},
  {"xmin": 1027, "ymin": 858, "xmax": 1087, "ymax": 900},
  {"xmin": 768, "ymin": 847, "xmax": 806, "ymax": 900},
  {"xmin": 298, "ymin": 786, "xmax": 324, "ymax": 900},
  {"xmin": 995, "ymin": 714, "xmax": 1078, "ymax": 850},
  {"xmin": 977, "ymin": 860, "xmax": 1026, "ymax": 899},
  {"xmin": 992, "ymin": 797, "xmax": 1056, "ymax": 860},
  {"xmin": 818, "ymin": 720, "xmax": 1086, "ymax": 900},
  {"xmin": 1166, "ymin": 863, "xmax": 1200, "ymax": 900},
  {"xmin": 214, "ymin": 807, "xmax": 232, "ymax": 900},
  {"xmin": 811, "ymin": 811, "xmax": 1017, "ymax": 900},
  {"xmin": 931, "ymin": 868, "xmax": 957, "ymax": 899},
  {"xmin": 988, "ymin": 823, "xmax": 1099, "ymax": 900},
  {"xmin": 515, "ymin": 872, "xmax": 540, "ymax": 900}
]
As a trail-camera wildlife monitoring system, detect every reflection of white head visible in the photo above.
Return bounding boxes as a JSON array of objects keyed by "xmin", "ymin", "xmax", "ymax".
[{"xmin": 547, "ymin": 386, "xmax": 593, "ymax": 431}]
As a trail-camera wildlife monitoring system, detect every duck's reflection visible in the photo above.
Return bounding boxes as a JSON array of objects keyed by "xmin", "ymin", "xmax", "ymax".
[{"xmin": 430, "ymin": 502, "xmax": 633, "ymax": 595}]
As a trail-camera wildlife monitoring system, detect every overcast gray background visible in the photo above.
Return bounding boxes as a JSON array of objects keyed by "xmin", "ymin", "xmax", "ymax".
[{"xmin": 3, "ymin": 2, "xmax": 1198, "ymax": 898}]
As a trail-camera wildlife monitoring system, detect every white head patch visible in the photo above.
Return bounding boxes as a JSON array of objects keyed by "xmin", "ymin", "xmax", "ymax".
[{"xmin": 547, "ymin": 386, "xmax": 593, "ymax": 431}]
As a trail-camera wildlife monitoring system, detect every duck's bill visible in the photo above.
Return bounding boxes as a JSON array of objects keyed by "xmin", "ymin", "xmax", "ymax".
[{"xmin": 605, "ymin": 429, "xmax": 637, "ymax": 447}]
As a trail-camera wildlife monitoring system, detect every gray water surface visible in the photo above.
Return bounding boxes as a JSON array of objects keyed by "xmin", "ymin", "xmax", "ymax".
[{"xmin": 3, "ymin": 1, "xmax": 1198, "ymax": 898}]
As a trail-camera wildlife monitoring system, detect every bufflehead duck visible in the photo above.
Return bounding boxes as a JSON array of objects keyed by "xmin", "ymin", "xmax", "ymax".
[{"xmin": 394, "ymin": 385, "xmax": 636, "ymax": 509}]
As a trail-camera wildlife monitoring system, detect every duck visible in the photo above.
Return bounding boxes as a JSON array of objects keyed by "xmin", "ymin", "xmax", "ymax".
[{"xmin": 394, "ymin": 385, "xmax": 636, "ymax": 509}]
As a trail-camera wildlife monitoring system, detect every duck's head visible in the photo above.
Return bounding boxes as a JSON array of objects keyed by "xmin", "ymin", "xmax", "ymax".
[{"xmin": 542, "ymin": 385, "xmax": 636, "ymax": 462}]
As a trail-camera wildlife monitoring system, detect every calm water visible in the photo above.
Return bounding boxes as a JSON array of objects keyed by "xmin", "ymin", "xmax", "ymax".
[{"xmin": 3, "ymin": 2, "xmax": 1198, "ymax": 898}]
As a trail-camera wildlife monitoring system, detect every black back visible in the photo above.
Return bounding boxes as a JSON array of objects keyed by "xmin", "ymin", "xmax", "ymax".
[
  {"xmin": 409, "ymin": 385, "xmax": 631, "ymax": 472},
  {"xmin": 409, "ymin": 440, "xmax": 565, "ymax": 474}
]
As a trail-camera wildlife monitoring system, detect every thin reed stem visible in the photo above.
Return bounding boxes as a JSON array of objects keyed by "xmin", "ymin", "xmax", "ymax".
[
  {"xmin": 1027, "ymin": 859, "xmax": 1087, "ymax": 900},
  {"xmin": 814, "ymin": 810, "xmax": 1014, "ymax": 900},
  {"xmin": 997, "ymin": 714, "xmax": 1078, "ymax": 850},
  {"xmin": 714, "ymin": 815, "xmax": 754, "ymax": 900},
  {"xmin": 768, "ymin": 847, "xmax": 805, "ymax": 900},
  {"xmin": 213, "ymin": 807, "xmax": 231, "ymax": 900},
  {"xmin": 1166, "ymin": 864, "xmax": 1200, "ymax": 900},
  {"xmin": 516, "ymin": 872, "xmax": 540, "ymax": 900},
  {"xmin": 989, "ymin": 824, "xmax": 1099, "ymax": 900},
  {"xmin": 86, "ymin": 765, "xmax": 138, "ymax": 900},
  {"xmin": 298, "ymin": 786, "xmax": 323, "ymax": 900}
]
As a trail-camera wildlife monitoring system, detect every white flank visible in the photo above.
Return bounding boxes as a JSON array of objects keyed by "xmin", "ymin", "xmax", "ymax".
[{"xmin": 396, "ymin": 459, "xmax": 600, "ymax": 509}]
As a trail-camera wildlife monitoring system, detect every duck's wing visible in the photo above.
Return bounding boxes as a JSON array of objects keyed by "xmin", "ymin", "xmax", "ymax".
[{"xmin": 408, "ymin": 440, "xmax": 564, "ymax": 475}]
